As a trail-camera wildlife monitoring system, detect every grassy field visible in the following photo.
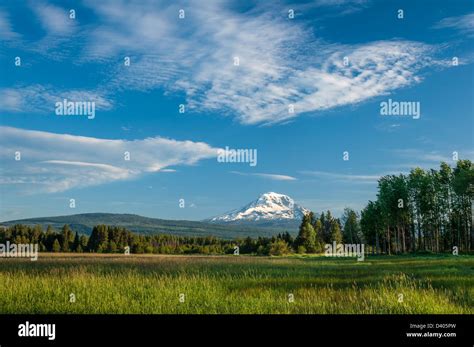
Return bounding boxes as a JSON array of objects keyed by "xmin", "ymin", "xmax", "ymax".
[{"xmin": 0, "ymin": 253, "xmax": 472, "ymax": 314}]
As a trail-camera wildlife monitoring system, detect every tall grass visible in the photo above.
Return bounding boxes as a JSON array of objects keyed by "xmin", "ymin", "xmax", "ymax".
[{"xmin": 0, "ymin": 254, "xmax": 472, "ymax": 314}]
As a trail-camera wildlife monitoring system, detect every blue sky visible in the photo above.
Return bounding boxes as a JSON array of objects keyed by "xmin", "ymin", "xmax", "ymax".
[{"xmin": 0, "ymin": 0, "xmax": 473, "ymax": 221}]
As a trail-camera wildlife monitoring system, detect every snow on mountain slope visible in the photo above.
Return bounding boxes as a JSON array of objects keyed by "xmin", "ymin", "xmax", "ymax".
[{"xmin": 209, "ymin": 192, "xmax": 309, "ymax": 223}]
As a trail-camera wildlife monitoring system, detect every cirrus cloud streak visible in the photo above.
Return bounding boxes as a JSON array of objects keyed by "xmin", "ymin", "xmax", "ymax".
[{"xmin": 0, "ymin": 126, "xmax": 219, "ymax": 193}]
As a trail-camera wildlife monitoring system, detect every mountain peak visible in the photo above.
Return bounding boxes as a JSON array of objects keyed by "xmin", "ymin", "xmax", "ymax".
[{"xmin": 208, "ymin": 192, "xmax": 309, "ymax": 224}]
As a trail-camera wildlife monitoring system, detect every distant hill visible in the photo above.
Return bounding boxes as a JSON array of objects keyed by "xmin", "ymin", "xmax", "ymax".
[{"xmin": 0, "ymin": 213, "xmax": 296, "ymax": 239}]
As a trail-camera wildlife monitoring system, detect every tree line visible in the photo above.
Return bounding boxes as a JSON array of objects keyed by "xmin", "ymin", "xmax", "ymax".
[
  {"xmin": 0, "ymin": 224, "xmax": 233, "ymax": 254},
  {"xmin": 263, "ymin": 160, "xmax": 473, "ymax": 255},
  {"xmin": 0, "ymin": 223, "xmax": 299, "ymax": 256},
  {"xmin": 0, "ymin": 213, "xmax": 342, "ymax": 257},
  {"xmin": 1, "ymin": 160, "xmax": 471, "ymax": 256},
  {"xmin": 360, "ymin": 160, "xmax": 473, "ymax": 254}
]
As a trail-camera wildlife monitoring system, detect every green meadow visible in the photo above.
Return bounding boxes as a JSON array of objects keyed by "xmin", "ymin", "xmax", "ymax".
[{"xmin": 0, "ymin": 253, "xmax": 472, "ymax": 314}]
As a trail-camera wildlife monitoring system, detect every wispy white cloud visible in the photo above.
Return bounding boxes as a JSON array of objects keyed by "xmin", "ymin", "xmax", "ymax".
[
  {"xmin": 393, "ymin": 149, "xmax": 449, "ymax": 163},
  {"xmin": 70, "ymin": 1, "xmax": 450, "ymax": 125},
  {"xmin": 23, "ymin": 2, "xmax": 79, "ymax": 59},
  {"xmin": 0, "ymin": 9, "xmax": 19, "ymax": 40},
  {"xmin": 1, "ymin": 1, "xmax": 459, "ymax": 125},
  {"xmin": 0, "ymin": 85, "xmax": 113, "ymax": 114},
  {"xmin": 297, "ymin": 197, "xmax": 367, "ymax": 217},
  {"xmin": 31, "ymin": 3, "xmax": 76, "ymax": 36},
  {"xmin": 301, "ymin": 170, "xmax": 382, "ymax": 184},
  {"xmin": 230, "ymin": 171, "xmax": 297, "ymax": 181},
  {"xmin": 366, "ymin": 149, "xmax": 474, "ymax": 175},
  {"xmin": 0, "ymin": 126, "xmax": 219, "ymax": 193},
  {"xmin": 391, "ymin": 149, "xmax": 474, "ymax": 165},
  {"xmin": 375, "ymin": 122, "xmax": 402, "ymax": 133},
  {"xmin": 433, "ymin": 12, "xmax": 474, "ymax": 36},
  {"xmin": 314, "ymin": 0, "xmax": 368, "ymax": 5},
  {"xmin": 301, "ymin": 149, "xmax": 474, "ymax": 185}
]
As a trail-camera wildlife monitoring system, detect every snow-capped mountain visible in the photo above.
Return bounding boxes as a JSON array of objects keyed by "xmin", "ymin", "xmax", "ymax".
[{"xmin": 207, "ymin": 192, "xmax": 309, "ymax": 227}]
